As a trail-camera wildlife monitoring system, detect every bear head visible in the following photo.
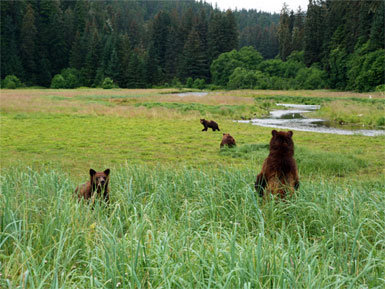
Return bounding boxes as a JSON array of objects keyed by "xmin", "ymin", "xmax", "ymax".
[
  {"xmin": 269, "ymin": 130, "xmax": 294, "ymax": 156},
  {"xmin": 90, "ymin": 168, "xmax": 110, "ymax": 191}
]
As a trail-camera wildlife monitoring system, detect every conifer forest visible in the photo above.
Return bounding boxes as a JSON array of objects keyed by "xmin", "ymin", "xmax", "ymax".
[{"xmin": 1, "ymin": 0, "xmax": 384, "ymax": 91}]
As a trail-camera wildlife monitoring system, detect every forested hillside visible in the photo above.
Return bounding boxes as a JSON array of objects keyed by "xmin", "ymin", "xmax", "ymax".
[
  {"xmin": 0, "ymin": 0, "xmax": 278, "ymax": 88},
  {"xmin": 210, "ymin": 1, "xmax": 384, "ymax": 92},
  {"xmin": 1, "ymin": 0, "xmax": 383, "ymax": 91},
  {"xmin": 275, "ymin": 0, "xmax": 384, "ymax": 92}
]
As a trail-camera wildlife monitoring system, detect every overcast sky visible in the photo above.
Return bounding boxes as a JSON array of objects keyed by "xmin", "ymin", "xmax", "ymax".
[{"xmin": 205, "ymin": 0, "xmax": 309, "ymax": 13}]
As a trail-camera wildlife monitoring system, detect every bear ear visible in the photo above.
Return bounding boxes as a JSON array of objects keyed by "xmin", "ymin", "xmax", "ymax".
[
  {"xmin": 104, "ymin": 169, "xmax": 110, "ymax": 176},
  {"xmin": 272, "ymin": 130, "xmax": 278, "ymax": 136},
  {"xmin": 288, "ymin": 131, "xmax": 293, "ymax": 137},
  {"xmin": 90, "ymin": 169, "xmax": 96, "ymax": 176},
  {"xmin": 223, "ymin": 133, "xmax": 225, "ymax": 135}
]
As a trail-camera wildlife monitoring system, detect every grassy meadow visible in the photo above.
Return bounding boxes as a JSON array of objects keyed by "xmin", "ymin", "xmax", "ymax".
[{"xmin": 1, "ymin": 88, "xmax": 385, "ymax": 288}]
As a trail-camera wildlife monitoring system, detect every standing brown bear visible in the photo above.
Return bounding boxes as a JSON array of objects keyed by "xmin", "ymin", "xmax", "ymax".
[
  {"xmin": 75, "ymin": 168, "xmax": 110, "ymax": 203},
  {"xmin": 200, "ymin": 119, "xmax": 220, "ymax": 131},
  {"xmin": 220, "ymin": 133, "xmax": 236, "ymax": 148},
  {"xmin": 255, "ymin": 130, "xmax": 299, "ymax": 199}
]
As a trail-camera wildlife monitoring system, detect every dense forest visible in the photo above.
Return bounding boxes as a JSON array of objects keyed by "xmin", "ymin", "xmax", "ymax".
[{"xmin": 1, "ymin": 0, "xmax": 384, "ymax": 91}]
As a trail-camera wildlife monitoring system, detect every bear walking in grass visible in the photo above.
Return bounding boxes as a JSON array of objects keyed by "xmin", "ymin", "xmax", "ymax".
[
  {"xmin": 200, "ymin": 119, "xmax": 220, "ymax": 131},
  {"xmin": 220, "ymin": 133, "xmax": 236, "ymax": 148},
  {"xmin": 75, "ymin": 168, "xmax": 110, "ymax": 203},
  {"xmin": 255, "ymin": 130, "xmax": 299, "ymax": 199}
]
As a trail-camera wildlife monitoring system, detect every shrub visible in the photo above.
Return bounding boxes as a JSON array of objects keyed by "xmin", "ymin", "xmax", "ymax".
[
  {"xmin": 227, "ymin": 67, "xmax": 256, "ymax": 89},
  {"xmin": 61, "ymin": 68, "xmax": 82, "ymax": 88},
  {"xmin": 102, "ymin": 77, "xmax": 117, "ymax": 89},
  {"xmin": 171, "ymin": 77, "xmax": 182, "ymax": 89},
  {"xmin": 210, "ymin": 46, "xmax": 263, "ymax": 86},
  {"xmin": 304, "ymin": 67, "xmax": 328, "ymax": 89},
  {"xmin": 50, "ymin": 74, "xmax": 66, "ymax": 88},
  {"xmin": 2, "ymin": 75, "xmax": 23, "ymax": 89},
  {"xmin": 253, "ymin": 71, "xmax": 270, "ymax": 89},
  {"xmin": 376, "ymin": 116, "xmax": 385, "ymax": 127},
  {"xmin": 375, "ymin": 84, "xmax": 385, "ymax": 92},
  {"xmin": 295, "ymin": 66, "xmax": 327, "ymax": 90},
  {"xmin": 186, "ymin": 77, "xmax": 193, "ymax": 88},
  {"xmin": 193, "ymin": 78, "xmax": 205, "ymax": 90}
]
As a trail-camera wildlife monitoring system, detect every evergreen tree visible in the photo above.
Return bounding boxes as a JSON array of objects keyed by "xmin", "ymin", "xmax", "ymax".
[
  {"xmin": 223, "ymin": 10, "xmax": 238, "ymax": 52},
  {"xmin": 83, "ymin": 29, "xmax": 102, "ymax": 86},
  {"xmin": 126, "ymin": 51, "xmax": 146, "ymax": 88},
  {"xmin": 20, "ymin": 4, "xmax": 37, "ymax": 84},
  {"xmin": 69, "ymin": 31, "xmax": 86, "ymax": 70},
  {"xmin": 292, "ymin": 6, "xmax": 304, "ymax": 52},
  {"xmin": 304, "ymin": 0, "xmax": 325, "ymax": 66},
  {"xmin": 117, "ymin": 34, "xmax": 131, "ymax": 87},
  {"xmin": 0, "ymin": 0, "xmax": 24, "ymax": 79},
  {"xmin": 150, "ymin": 11, "xmax": 171, "ymax": 82},
  {"xmin": 182, "ymin": 28, "xmax": 207, "ymax": 80},
  {"xmin": 278, "ymin": 3, "xmax": 292, "ymax": 61},
  {"xmin": 369, "ymin": 1, "xmax": 385, "ymax": 50}
]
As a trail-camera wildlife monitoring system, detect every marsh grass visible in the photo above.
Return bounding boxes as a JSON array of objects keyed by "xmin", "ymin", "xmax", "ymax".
[
  {"xmin": 219, "ymin": 144, "xmax": 368, "ymax": 176},
  {"xmin": 133, "ymin": 102, "xmax": 264, "ymax": 119},
  {"xmin": 1, "ymin": 88, "xmax": 385, "ymax": 288},
  {"xmin": 308, "ymin": 100, "xmax": 385, "ymax": 128},
  {"xmin": 1, "ymin": 166, "xmax": 384, "ymax": 288}
]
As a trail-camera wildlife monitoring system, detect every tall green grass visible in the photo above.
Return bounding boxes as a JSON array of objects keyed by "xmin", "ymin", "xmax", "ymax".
[{"xmin": 1, "ymin": 166, "xmax": 384, "ymax": 288}]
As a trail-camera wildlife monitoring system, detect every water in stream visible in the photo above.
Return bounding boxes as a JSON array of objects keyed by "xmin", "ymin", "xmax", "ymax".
[
  {"xmin": 238, "ymin": 103, "xmax": 385, "ymax": 137},
  {"xmin": 176, "ymin": 92, "xmax": 208, "ymax": 97}
]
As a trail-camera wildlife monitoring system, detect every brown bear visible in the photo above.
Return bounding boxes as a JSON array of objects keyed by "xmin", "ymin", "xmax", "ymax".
[
  {"xmin": 200, "ymin": 119, "xmax": 220, "ymax": 131},
  {"xmin": 255, "ymin": 130, "xmax": 299, "ymax": 199},
  {"xmin": 220, "ymin": 133, "xmax": 236, "ymax": 148},
  {"xmin": 75, "ymin": 168, "xmax": 110, "ymax": 203}
]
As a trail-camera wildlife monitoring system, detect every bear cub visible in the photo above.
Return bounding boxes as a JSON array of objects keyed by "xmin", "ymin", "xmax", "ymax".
[
  {"xmin": 75, "ymin": 168, "xmax": 110, "ymax": 203},
  {"xmin": 200, "ymin": 119, "xmax": 220, "ymax": 131},
  {"xmin": 220, "ymin": 133, "xmax": 236, "ymax": 148},
  {"xmin": 255, "ymin": 130, "xmax": 299, "ymax": 199}
]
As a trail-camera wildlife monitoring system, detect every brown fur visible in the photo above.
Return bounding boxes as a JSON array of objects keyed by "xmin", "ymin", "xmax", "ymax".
[
  {"xmin": 220, "ymin": 133, "xmax": 236, "ymax": 148},
  {"xmin": 255, "ymin": 130, "xmax": 299, "ymax": 199},
  {"xmin": 75, "ymin": 168, "xmax": 110, "ymax": 203},
  {"xmin": 200, "ymin": 119, "xmax": 220, "ymax": 131}
]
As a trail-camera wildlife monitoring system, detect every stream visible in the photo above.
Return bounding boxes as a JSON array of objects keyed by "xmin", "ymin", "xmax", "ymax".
[{"xmin": 237, "ymin": 103, "xmax": 385, "ymax": 137}]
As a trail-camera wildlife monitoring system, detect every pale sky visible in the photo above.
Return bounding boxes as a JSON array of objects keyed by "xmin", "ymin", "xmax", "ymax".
[{"xmin": 205, "ymin": 0, "xmax": 309, "ymax": 13}]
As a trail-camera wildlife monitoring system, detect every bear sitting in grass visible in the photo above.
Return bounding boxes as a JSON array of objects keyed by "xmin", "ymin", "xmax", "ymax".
[
  {"xmin": 255, "ymin": 130, "xmax": 299, "ymax": 199},
  {"xmin": 75, "ymin": 168, "xmax": 110, "ymax": 203},
  {"xmin": 200, "ymin": 119, "xmax": 220, "ymax": 131},
  {"xmin": 220, "ymin": 133, "xmax": 236, "ymax": 148}
]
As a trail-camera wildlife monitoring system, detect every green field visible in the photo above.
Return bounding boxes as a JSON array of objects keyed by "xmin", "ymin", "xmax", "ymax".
[{"xmin": 1, "ymin": 89, "xmax": 385, "ymax": 288}]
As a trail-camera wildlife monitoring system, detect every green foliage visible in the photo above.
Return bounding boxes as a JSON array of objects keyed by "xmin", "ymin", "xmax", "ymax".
[
  {"xmin": 60, "ymin": 68, "xmax": 82, "ymax": 88},
  {"xmin": 295, "ymin": 66, "xmax": 328, "ymax": 89},
  {"xmin": 192, "ymin": 78, "xmax": 205, "ymax": 90},
  {"xmin": 2, "ymin": 166, "xmax": 385, "ymax": 287},
  {"xmin": 50, "ymin": 68, "xmax": 82, "ymax": 89},
  {"xmin": 215, "ymin": 48, "xmax": 326, "ymax": 90},
  {"xmin": 211, "ymin": 50, "xmax": 242, "ymax": 86},
  {"xmin": 186, "ymin": 77, "xmax": 193, "ymax": 88},
  {"xmin": 228, "ymin": 67, "xmax": 258, "ymax": 89},
  {"xmin": 2, "ymin": 75, "xmax": 23, "ymax": 89},
  {"xmin": 347, "ymin": 44, "xmax": 385, "ymax": 92},
  {"xmin": 102, "ymin": 77, "xmax": 117, "ymax": 89},
  {"xmin": 171, "ymin": 77, "xmax": 182, "ymax": 89},
  {"xmin": 375, "ymin": 84, "xmax": 385, "ymax": 92},
  {"xmin": 211, "ymin": 47, "xmax": 263, "ymax": 86},
  {"xmin": 0, "ymin": 0, "xmax": 383, "ymax": 91},
  {"xmin": 354, "ymin": 49, "xmax": 385, "ymax": 92},
  {"xmin": 50, "ymin": 74, "xmax": 66, "ymax": 89},
  {"xmin": 328, "ymin": 48, "xmax": 349, "ymax": 90}
]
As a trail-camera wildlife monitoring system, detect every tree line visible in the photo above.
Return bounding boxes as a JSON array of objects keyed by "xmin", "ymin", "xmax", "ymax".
[
  {"xmin": 1, "ymin": 0, "xmax": 278, "ymax": 88},
  {"xmin": 1, "ymin": 0, "xmax": 383, "ymax": 92}
]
